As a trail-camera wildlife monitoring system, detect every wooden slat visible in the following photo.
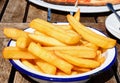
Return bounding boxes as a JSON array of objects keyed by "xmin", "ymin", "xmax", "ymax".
[
  {"xmin": 50, "ymin": 10, "xmax": 68, "ymax": 22},
  {"xmin": 118, "ymin": 59, "xmax": 120, "ymax": 75},
  {"xmin": 80, "ymin": 13, "xmax": 97, "ymax": 23},
  {"xmin": 1, "ymin": 0, "xmax": 27, "ymax": 23},
  {"xmin": 50, "ymin": 11, "xmax": 96, "ymax": 23},
  {"xmin": 106, "ymin": 76, "xmax": 117, "ymax": 83},
  {"xmin": 116, "ymin": 44, "xmax": 120, "ymax": 77},
  {"xmin": 0, "ymin": 0, "xmax": 6, "ymax": 13},
  {"xmin": 80, "ymin": 17, "xmax": 96, "ymax": 23},
  {"xmin": 96, "ymin": 12, "xmax": 111, "ymax": 23},
  {"xmin": 14, "ymin": 71, "xmax": 46, "ymax": 83},
  {"xmin": 0, "ymin": 55, "xmax": 12, "ymax": 83},
  {"xmin": 97, "ymin": 16, "xmax": 107, "ymax": 23},
  {"xmin": 0, "ymin": 38, "xmax": 10, "ymax": 52},
  {"xmin": 14, "ymin": 72, "xmax": 30, "ymax": 83},
  {"xmin": 27, "ymin": 3, "xmax": 47, "ymax": 22}
]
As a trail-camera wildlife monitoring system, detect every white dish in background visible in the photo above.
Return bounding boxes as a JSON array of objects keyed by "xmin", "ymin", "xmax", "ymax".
[
  {"xmin": 105, "ymin": 11, "xmax": 120, "ymax": 39},
  {"xmin": 28, "ymin": 0, "xmax": 120, "ymax": 13},
  {"xmin": 8, "ymin": 26, "xmax": 117, "ymax": 83}
]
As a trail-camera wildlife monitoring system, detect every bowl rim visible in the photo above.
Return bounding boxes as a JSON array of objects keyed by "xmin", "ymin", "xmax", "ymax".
[{"xmin": 8, "ymin": 27, "xmax": 117, "ymax": 82}]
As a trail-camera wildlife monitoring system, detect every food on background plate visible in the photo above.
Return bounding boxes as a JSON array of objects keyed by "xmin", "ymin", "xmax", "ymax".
[
  {"xmin": 43, "ymin": 0, "xmax": 120, "ymax": 6},
  {"xmin": 2, "ymin": 9, "xmax": 116, "ymax": 76}
]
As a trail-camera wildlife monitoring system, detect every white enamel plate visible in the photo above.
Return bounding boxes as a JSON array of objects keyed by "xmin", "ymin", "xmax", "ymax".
[
  {"xmin": 105, "ymin": 11, "xmax": 120, "ymax": 39},
  {"xmin": 8, "ymin": 26, "xmax": 117, "ymax": 82}
]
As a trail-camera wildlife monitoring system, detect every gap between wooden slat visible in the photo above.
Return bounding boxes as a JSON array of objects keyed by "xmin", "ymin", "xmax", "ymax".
[{"xmin": 1, "ymin": 0, "xmax": 27, "ymax": 23}]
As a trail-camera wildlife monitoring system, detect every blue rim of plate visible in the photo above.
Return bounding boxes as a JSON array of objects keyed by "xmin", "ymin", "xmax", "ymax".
[{"xmin": 8, "ymin": 28, "xmax": 117, "ymax": 82}]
